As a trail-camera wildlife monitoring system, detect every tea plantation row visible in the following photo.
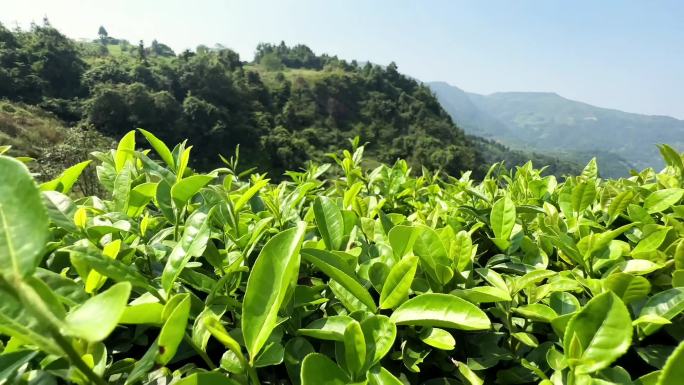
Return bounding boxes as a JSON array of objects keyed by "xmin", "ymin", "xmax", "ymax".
[{"xmin": 0, "ymin": 130, "xmax": 682, "ymax": 385}]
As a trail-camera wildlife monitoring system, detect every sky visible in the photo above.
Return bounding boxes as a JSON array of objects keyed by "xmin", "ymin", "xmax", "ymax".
[{"xmin": 2, "ymin": 0, "xmax": 683, "ymax": 118}]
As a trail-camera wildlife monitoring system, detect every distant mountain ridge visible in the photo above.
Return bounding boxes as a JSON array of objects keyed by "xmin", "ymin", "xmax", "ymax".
[{"xmin": 428, "ymin": 81, "xmax": 684, "ymax": 177}]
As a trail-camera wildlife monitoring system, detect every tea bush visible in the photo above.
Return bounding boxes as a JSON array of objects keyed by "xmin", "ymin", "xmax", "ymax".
[{"xmin": 0, "ymin": 130, "xmax": 682, "ymax": 385}]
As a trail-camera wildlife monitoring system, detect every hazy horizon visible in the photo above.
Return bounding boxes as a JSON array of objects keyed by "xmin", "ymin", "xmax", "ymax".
[{"xmin": 3, "ymin": 0, "xmax": 683, "ymax": 118}]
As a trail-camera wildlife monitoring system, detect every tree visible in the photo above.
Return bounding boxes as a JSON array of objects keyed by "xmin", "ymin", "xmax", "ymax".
[
  {"xmin": 19, "ymin": 23, "xmax": 86, "ymax": 99},
  {"xmin": 137, "ymin": 40, "xmax": 147, "ymax": 64},
  {"xmin": 98, "ymin": 26, "xmax": 108, "ymax": 43},
  {"xmin": 259, "ymin": 52, "xmax": 283, "ymax": 71},
  {"xmin": 86, "ymin": 85, "xmax": 129, "ymax": 135},
  {"xmin": 1, "ymin": 25, "xmax": 497, "ymax": 178},
  {"xmin": 150, "ymin": 39, "xmax": 175, "ymax": 57}
]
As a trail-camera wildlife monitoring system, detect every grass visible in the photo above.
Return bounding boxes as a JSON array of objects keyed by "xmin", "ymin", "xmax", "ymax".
[
  {"xmin": 0, "ymin": 101, "xmax": 68, "ymax": 158},
  {"xmin": 106, "ymin": 44, "xmax": 124, "ymax": 56},
  {"xmin": 246, "ymin": 64, "xmax": 354, "ymax": 88},
  {"xmin": 0, "ymin": 101, "xmax": 113, "ymax": 183}
]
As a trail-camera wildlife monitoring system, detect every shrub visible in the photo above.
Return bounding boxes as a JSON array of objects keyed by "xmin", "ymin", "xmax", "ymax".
[{"xmin": 0, "ymin": 131, "xmax": 682, "ymax": 385}]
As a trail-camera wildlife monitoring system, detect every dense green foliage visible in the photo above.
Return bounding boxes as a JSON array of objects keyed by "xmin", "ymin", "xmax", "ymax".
[
  {"xmin": 0, "ymin": 21, "xmax": 578, "ymax": 178},
  {"xmin": 429, "ymin": 82, "xmax": 684, "ymax": 177},
  {"xmin": 0, "ymin": 132, "xmax": 683, "ymax": 385}
]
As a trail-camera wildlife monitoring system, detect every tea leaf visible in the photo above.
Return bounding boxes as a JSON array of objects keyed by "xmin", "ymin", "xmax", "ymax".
[
  {"xmin": 379, "ymin": 255, "xmax": 418, "ymax": 309},
  {"xmin": 490, "ymin": 196, "xmax": 516, "ymax": 250},
  {"xmin": 301, "ymin": 353, "xmax": 349, "ymax": 385},
  {"xmin": 243, "ymin": 222, "xmax": 306, "ymax": 361},
  {"xmin": 157, "ymin": 294, "xmax": 191, "ymax": 365},
  {"xmin": 658, "ymin": 340, "xmax": 684, "ymax": 385},
  {"xmin": 390, "ymin": 293, "xmax": 491, "ymax": 330},
  {"xmin": 313, "ymin": 196, "xmax": 344, "ymax": 250},
  {"xmin": 0, "ymin": 156, "xmax": 49, "ymax": 278},
  {"xmin": 64, "ymin": 282, "xmax": 131, "ymax": 342},
  {"xmin": 563, "ymin": 292, "xmax": 632, "ymax": 374}
]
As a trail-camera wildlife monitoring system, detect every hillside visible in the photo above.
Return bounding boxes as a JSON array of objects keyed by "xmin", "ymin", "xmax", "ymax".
[
  {"xmin": 0, "ymin": 101, "xmax": 111, "ymax": 186},
  {"xmin": 0, "ymin": 21, "xmax": 578, "ymax": 178},
  {"xmin": 429, "ymin": 81, "xmax": 684, "ymax": 177}
]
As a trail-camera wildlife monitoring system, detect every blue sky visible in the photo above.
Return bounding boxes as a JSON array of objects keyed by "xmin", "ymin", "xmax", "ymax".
[{"xmin": 3, "ymin": 0, "xmax": 683, "ymax": 118}]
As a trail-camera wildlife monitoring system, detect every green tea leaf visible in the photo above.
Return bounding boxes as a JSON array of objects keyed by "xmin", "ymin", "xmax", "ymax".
[
  {"xmin": 563, "ymin": 291, "xmax": 632, "ymax": 374},
  {"xmin": 176, "ymin": 145, "xmax": 192, "ymax": 181},
  {"xmin": 0, "ymin": 350, "xmax": 37, "ymax": 382},
  {"xmin": 604, "ymin": 273, "xmax": 651, "ymax": 304},
  {"xmin": 572, "ymin": 179, "xmax": 597, "ymax": 214},
  {"xmin": 639, "ymin": 288, "xmax": 684, "ymax": 336},
  {"xmin": 138, "ymin": 128, "xmax": 175, "ymax": 169},
  {"xmin": 298, "ymin": 316, "xmax": 354, "ymax": 341},
  {"xmin": 455, "ymin": 360, "xmax": 484, "ymax": 385},
  {"xmin": 419, "ymin": 327, "xmax": 455, "ymax": 350},
  {"xmin": 379, "ymin": 255, "xmax": 418, "ymax": 309},
  {"xmin": 127, "ymin": 182, "xmax": 157, "ymax": 217},
  {"xmin": 42, "ymin": 191, "xmax": 78, "ymax": 232},
  {"xmin": 125, "ymin": 340, "xmax": 159, "ymax": 385},
  {"xmin": 40, "ymin": 160, "xmax": 92, "ymax": 194},
  {"xmin": 0, "ymin": 156, "xmax": 49, "ymax": 277},
  {"xmin": 490, "ymin": 196, "xmax": 516, "ymax": 249},
  {"xmin": 234, "ymin": 178, "xmax": 269, "ymax": 212},
  {"xmin": 388, "ymin": 225, "xmax": 419, "ymax": 258},
  {"xmin": 64, "ymin": 281, "xmax": 131, "ymax": 342},
  {"xmin": 549, "ymin": 292, "xmax": 580, "ymax": 315},
  {"xmin": 314, "ymin": 196, "xmax": 345, "ymax": 250},
  {"xmin": 302, "ymin": 248, "xmax": 376, "ymax": 312},
  {"xmin": 342, "ymin": 320, "xmax": 366, "ymax": 379},
  {"xmin": 513, "ymin": 304, "xmax": 558, "ymax": 323},
  {"xmin": 414, "ymin": 225, "xmax": 452, "ymax": 285},
  {"xmin": 66, "ymin": 240, "xmax": 159, "ymax": 296},
  {"xmin": 368, "ymin": 365, "xmax": 404, "ymax": 385},
  {"xmin": 512, "ymin": 332, "xmax": 539, "ymax": 348},
  {"xmin": 115, "ymin": 130, "xmax": 136, "ymax": 173},
  {"xmin": 452, "ymin": 286, "xmax": 512, "ymax": 303},
  {"xmin": 157, "ymin": 294, "xmax": 190, "ymax": 365},
  {"xmin": 658, "ymin": 144, "xmax": 684, "ymax": 174},
  {"xmin": 0, "ymin": 282, "xmax": 61, "ymax": 355},
  {"xmin": 171, "ymin": 175, "xmax": 215, "ymax": 208},
  {"xmin": 513, "ymin": 269, "xmax": 555, "ymax": 293},
  {"xmin": 390, "ymin": 293, "xmax": 491, "ymax": 330},
  {"xmin": 644, "ymin": 189, "xmax": 684, "ymax": 214},
  {"xmin": 254, "ymin": 341, "xmax": 285, "ymax": 367},
  {"xmin": 657, "ymin": 340, "xmax": 684, "ymax": 385},
  {"xmin": 300, "ymin": 353, "xmax": 350, "ymax": 385},
  {"xmin": 155, "ymin": 179, "xmax": 176, "ymax": 223},
  {"xmin": 361, "ymin": 315, "xmax": 397, "ymax": 368},
  {"xmin": 451, "ymin": 230, "xmax": 475, "ymax": 273},
  {"xmin": 243, "ymin": 222, "xmax": 306, "ymax": 361},
  {"xmin": 120, "ymin": 302, "xmax": 164, "ymax": 325},
  {"xmin": 608, "ymin": 190, "xmax": 634, "ymax": 224},
  {"xmin": 633, "ymin": 229, "xmax": 670, "ymax": 256},
  {"xmin": 580, "ymin": 157, "xmax": 598, "ymax": 179},
  {"xmin": 161, "ymin": 209, "xmax": 211, "ymax": 295}
]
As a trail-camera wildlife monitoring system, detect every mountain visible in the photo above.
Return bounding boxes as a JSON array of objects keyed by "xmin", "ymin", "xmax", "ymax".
[{"xmin": 428, "ymin": 81, "xmax": 684, "ymax": 177}]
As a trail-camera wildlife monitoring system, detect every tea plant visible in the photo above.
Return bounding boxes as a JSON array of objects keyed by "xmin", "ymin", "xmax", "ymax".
[{"xmin": 0, "ymin": 131, "xmax": 682, "ymax": 385}]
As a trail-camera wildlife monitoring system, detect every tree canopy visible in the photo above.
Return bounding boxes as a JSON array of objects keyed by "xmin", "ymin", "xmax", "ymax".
[{"xmin": 0, "ymin": 20, "xmax": 577, "ymax": 177}]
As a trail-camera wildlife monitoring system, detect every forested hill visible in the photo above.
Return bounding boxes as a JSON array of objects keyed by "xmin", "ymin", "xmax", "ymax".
[{"xmin": 0, "ymin": 21, "xmax": 576, "ymax": 177}]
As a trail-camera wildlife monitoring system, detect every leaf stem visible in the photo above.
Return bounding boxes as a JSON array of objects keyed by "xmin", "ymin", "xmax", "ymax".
[
  {"xmin": 49, "ymin": 328, "xmax": 109, "ymax": 385},
  {"xmin": 182, "ymin": 334, "xmax": 217, "ymax": 370},
  {"xmin": 247, "ymin": 364, "xmax": 261, "ymax": 385},
  {"xmin": 8, "ymin": 275, "xmax": 108, "ymax": 385}
]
